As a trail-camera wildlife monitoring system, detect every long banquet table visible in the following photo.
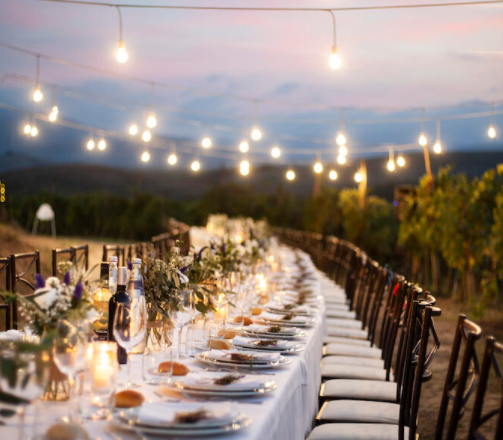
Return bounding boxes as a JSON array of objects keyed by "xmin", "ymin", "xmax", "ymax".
[{"xmin": 1, "ymin": 246, "xmax": 342, "ymax": 440}]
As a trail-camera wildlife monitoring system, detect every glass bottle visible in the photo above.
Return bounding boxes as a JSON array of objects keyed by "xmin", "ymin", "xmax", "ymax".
[
  {"xmin": 108, "ymin": 266, "xmax": 130, "ymax": 364},
  {"xmin": 128, "ymin": 258, "xmax": 147, "ymax": 354},
  {"xmin": 108, "ymin": 256, "xmax": 118, "ymax": 295},
  {"xmin": 92, "ymin": 262, "xmax": 112, "ymax": 341}
]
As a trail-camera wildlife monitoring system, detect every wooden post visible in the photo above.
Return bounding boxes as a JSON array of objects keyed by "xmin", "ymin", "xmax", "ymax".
[
  {"xmin": 359, "ymin": 159, "xmax": 367, "ymax": 209},
  {"xmin": 423, "ymin": 142, "xmax": 434, "ymax": 191}
]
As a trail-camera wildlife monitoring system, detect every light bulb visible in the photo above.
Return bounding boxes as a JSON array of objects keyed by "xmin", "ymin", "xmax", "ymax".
[
  {"xmin": 313, "ymin": 162, "xmax": 323, "ymax": 174},
  {"xmin": 23, "ymin": 124, "xmax": 32, "ymax": 135},
  {"xmin": 251, "ymin": 127, "xmax": 262, "ymax": 141},
  {"xmin": 433, "ymin": 141, "xmax": 442, "ymax": 154},
  {"xmin": 336, "ymin": 132, "xmax": 346, "ymax": 146},
  {"xmin": 418, "ymin": 133, "xmax": 428, "ymax": 147},
  {"xmin": 116, "ymin": 40, "xmax": 128, "ymax": 63},
  {"xmin": 86, "ymin": 139, "xmax": 95, "ymax": 150},
  {"xmin": 271, "ymin": 146, "xmax": 281, "ymax": 158},
  {"xmin": 98, "ymin": 139, "xmax": 107, "ymax": 151},
  {"xmin": 286, "ymin": 170, "xmax": 295, "ymax": 181},
  {"xmin": 141, "ymin": 151, "xmax": 150, "ymax": 162},
  {"xmin": 329, "ymin": 47, "xmax": 342, "ymax": 70},
  {"xmin": 338, "ymin": 145, "xmax": 348, "ymax": 156},
  {"xmin": 387, "ymin": 160, "xmax": 396, "ymax": 172},
  {"xmin": 142, "ymin": 130, "xmax": 152, "ymax": 142},
  {"xmin": 329, "ymin": 170, "xmax": 338, "ymax": 180},
  {"xmin": 30, "ymin": 126, "xmax": 38, "ymax": 137},
  {"xmin": 167, "ymin": 153, "xmax": 177, "ymax": 165},
  {"xmin": 239, "ymin": 141, "xmax": 249, "ymax": 153},
  {"xmin": 201, "ymin": 137, "xmax": 212, "ymax": 149},
  {"xmin": 191, "ymin": 160, "xmax": 201, "ymax": 172},
  {"xmin": 129, "ymin": 124, "xmax": 138, "ymax": 135},
  {"xmin": 337, "ymin": 155, "xmax": 347, "ymax": 165},
  {"xmin": 240, "ymin": 160, "xmax": 250, "ymax": 176},
  {"xmin": 49, "ymin": 111, "xmax": 57, "ymax": 122},
  {"xmin": 146, "ymin": 114, "xmax": 157, "ymax": 129},
  {"xmin": 354, "ymin": 172, "xmax": 363, "ymax": 183},
  {"xmin": 51, "ymin": 106, "xmax": 59, "ymax": 115},
  {"xmin": 488, "ymin": 125, "xmax": 496, "ymax": 139},
  {"xmin": 33, "ymin": 88, "xmax": 43, "ymax": 102},
  {"xmin": 397, "ymin": 156, "xmax": 405, "ymax": 167}
]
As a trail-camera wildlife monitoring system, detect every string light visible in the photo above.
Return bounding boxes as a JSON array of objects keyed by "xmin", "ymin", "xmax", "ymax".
[
  {"xmin": 329, "ymin": 170, "xmax": 338, "ymax": 180},
  {"xmin": 191, "ymin": 160, "xmax": 201, "ymax": 172},
  {"xmin": 48, "ymin": 105, "xmax": 58, "ymax": 122},
  {"xmin": 313, "ymin": 161, "xmax": 323, "ymax": 174},
  {"xmin": 397, "ymin": 155, "xmax": 405, "ymax": 167},
  {"xmin": 488, "ymin": 103, "xmax": 497, "ymax": 139},
  {"xmin": 86, "ymin": 138, "xmax": 95, "ymax": 150},
  {"xmin": 239, "ymin": 141, "xmax": 249, "ymax": 153},
  {"xmin": 240, "ymin": 160, "xmax": 250, "ymax": 176},
  {"xmin": 142, "ymin": 130, "xmax": 152, "ymax": 142},
  {"xmin": 387, "ymin": 149, "xmax": 395, "ymax": 172},
  {"xmin": 338, "ymin": 145, "xmax": 348, "ymax": 156},
  {"xmin": 328, "ymin": 12, "xmax": 341, "ymax": 70},
  {"xmin": 271, "ymin": 146, "xmax": 281, "ymax": 158},
  {"xmin": 98, "ymin": 139, "xmax": 107, "ymax": 150},
  {"xmin": 251, "ymin": 126, "xmax": 262, "ymax": 141},
  {"xmin": 141, "ymin": 151, "xmax": 150, "ymax": 162},
  {"xmin": 33, "ymin": 87, "xmax": 43, "ymax": 102},
  {"xmin": 30, "ymin": 125, "xmax": 38, "ymax": 137},
  {"xmin": 201, "ymin": 137, "xmax": 212, "ymax": 149},
  {"xmin": 354, "ymin": 172, "xmax": 363, "ymax": 183},
  {"xmin": 433, "ymin": 119, "xmax": 442, "ymax": 154},
  {"xmin": 23, "ymin": 123, "xmax": 32, "ymax": 135},
  {"xmin": 115, "ymin": 7, "xmax": 128, "ymax": 63},
  {"xmin": 146, "ymin": 114, "xmax": 157, "ymax": 129},
  {"xmin": 336, "ymin": 132, "xmax": 346, "ymax": 147},
  {"xmin": 167, "ymin": 153, "xmax": 177, "ymax": 165},
  {"xmin": 286, "ymin": 169, "xmax": 296, "ymax": 181},
  {"xmin": 418, "ymin": 133, "xmax": 428, "ymax": 146},
  {"xmin": 129, "ymin": 124, "xmax": 138, "ymax": 135},
  {"xmin": 337, "ymin": 155, "xmax": 346, "ymax": 165}
]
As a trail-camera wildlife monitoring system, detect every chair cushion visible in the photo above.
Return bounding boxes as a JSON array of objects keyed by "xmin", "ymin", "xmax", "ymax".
[
  {"xmin": 321, "ymin": 364, "xmax": 390, "ymax": 381},
  {"xmin": 327, "ymin": 318, "xmax": 363, "ymax": 329},
  {"xmin": 323, "ymin": 336, "xmax": 371, "ymax": 347},
  {"xmin": 318, "ymin": 400, "xmax": 400, "ymax": 424},
  {"xmin": 327, "ymin": 310, "xmax": 356, "ymax": 319},
  {"xmin": 325, "ymin": 296, "xmax": 348, "ymax": 305},
  {"xmin": 322, "ymin": 355, "xmax": 385, "ymax": 369},
  {"xmin": 308, "ymin": 423, "xmax": 408, "ymax": 440},
  {"xmin": 324, "ymin": 343, "xmax": 382, "ymax": 358},
  {"xmin": 325, "ymin": 304, "xmax": 351, "ymax": 312},
  {"xmin": 321, "ymin": 379, "xmax": 397, "ymax": 402},
  {"xmin": 327, "ymin": 327, "xmax": 368, "ymax": 339}
]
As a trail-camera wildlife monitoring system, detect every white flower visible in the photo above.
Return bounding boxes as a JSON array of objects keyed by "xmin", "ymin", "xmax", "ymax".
[
  {"xmin": 177, "ymin": 270, "xmax": 189, "ymax": 285},
  {"xmin": 33, "ymin": 287, "xmax": 60, "ymax": 310}
]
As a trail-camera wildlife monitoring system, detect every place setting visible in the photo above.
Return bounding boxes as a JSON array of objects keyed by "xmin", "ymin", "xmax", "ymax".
[{"xmin": 195, "ymin": 349, "xmax": 293, "ymax": 370}]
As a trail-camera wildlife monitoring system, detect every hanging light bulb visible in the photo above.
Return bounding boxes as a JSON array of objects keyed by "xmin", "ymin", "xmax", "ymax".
[
  {"xmin": 338, "ymin": 145, "xmax": 348, "ymax": 156},
  {"xmin": 329, "ymin": 47, "xmax": 342, "ymax": 70},
  {"xmin": 141, "ymin": 151, "xmax": 150, "ymax": 162},
  {"xmin": 48, "ymin": 111, "xmax": 57, "ymax": 122},
  {"xmin": 239, "ymin": 141, "xmax": 249, "ymax": 153},
  {"xmin": 129, "ymin": 124, "xmax": 138, "ymax": 135},
  {"xmin": 146, "ymin": 114, "xmax": 157, "ymax": 129},
  {"xmin": 191, "ymin": 160, "xmax": 201, "ymax": 172},
  {"xmin": 397, "ymin": 155, "xmax": 405, "ymax": 167},
  {"xmin": 286, "ymin": 170, "xmax": 296, "ymax": 181},
  {"xmin": 433, "ymin": 141, "xmax": 442, "ymax": 154},
  {"xmin": 201, "ymin": 137, "xmax": 212, "ymax": 149},
  {"xmin": 387, "ymin": 160, "xmax": 396, "ymax": 172},
  {"xmin": 142, "ymin": 130, "xmax": 152, "ymax": 142},
  {"xmin": 337, "ymin": 155, "xmax": 347, "ymax": 165},
  {"xmin": 98, "ymin": 139, "xmax": 107, "ymax": 151},
  {"xmin": 86, "ymin": 139, "xmax": 95, "ymax": 151},
  {"xmin": 30, "ymin": 126, "xmax": 38, "ymax": 137},
  {"xmin": 329, "ymin": 170, "xmax": 338, "ymax": 181},
  {"xmin": 251, "ymin": 127, "xmax": 262, "ymax": 141},
  {"xmin": 240, "ymin": 160, "xmax": 250, "ymax": 176},
  {"xmin": 354, "ymin": 172, "xmax": 363, "ymax": 183},
  {"xmin": 488, "ymin": 125, "xmax": 497, "ymax": 139},
  {"xmin": 33, "ymin": 87, "xmax": 43, "ymax": 103},
  {"xmin": 336, "ymin": 132, "xmax": 346, "ymax": 146},
  {"xmin": 116, "ymin": 40, "xmax": 128, "ymax": 63},
  {"xmin": 51, "ymin": 105, "xmax": 59, "ymax": 115},
  {"xmin": 23, "ymin": 124, "xmax": 32, "ymax": 135},
  {"xmin": 271, "ymin": 146, "xmax": 281, "ymax": 158},
  {"xmin": 313, "ymin": 162, "xmax": 323, "ymax": 174},
  {"xmin": 418, "ymin": 133, "xmax": 428, "ymax": 147},
  {"xmin": 167, "ymin": 153, "xmax": 178, "ymax": 165}
]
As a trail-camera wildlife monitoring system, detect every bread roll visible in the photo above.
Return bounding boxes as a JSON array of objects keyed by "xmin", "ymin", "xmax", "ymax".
[
  {"xmin": 46, "ymin": 423, "xmax": 89, "ymax": 440},
  {"xmin": 218, "ymin": 329, "xmax": 238, "ymax": 339},
  {"xmin": 158, "ymin": 361, "xmax": 190, "ymax": 376},
  {"xmin": 251, "ymin": 307, "xmax": 263, "ymax": 315},
  {"xmin": 233, "ymin": 316, "xmax": 253, "ymax": 326},
  {"xmin": 209, "ymin": 339, "xmax": 233, "ymax": 350},
  {"xmin": 115, "ymin": 390, "xmax": 145, "ymax": 408}
]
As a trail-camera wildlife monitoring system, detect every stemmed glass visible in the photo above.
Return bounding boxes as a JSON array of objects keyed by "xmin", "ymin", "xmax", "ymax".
[
  {"xmin": 52, "ymin": 320, "xmax": 89, "ymax": 422},
  {"xmin": 169, "ymin": 289, "xmax": 193, "ymax": 359},
  {"xmin": 0, "ymin": 343, "xmax": 50, "ymax": 440},
  {"xmin": 113, "ymin": 297, "xmax": 147, "ymax": 388}
]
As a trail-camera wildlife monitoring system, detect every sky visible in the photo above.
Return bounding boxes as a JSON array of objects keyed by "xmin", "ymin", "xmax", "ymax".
[{"xmin": 0, "ymin": 0, "xmax": 502, "ymax": 170}]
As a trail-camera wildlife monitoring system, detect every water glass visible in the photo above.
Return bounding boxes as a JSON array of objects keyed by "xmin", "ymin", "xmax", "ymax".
[
  {"xmin": 142, "ymin": 343, "xmax": 174, "ymax": 385},
  {"xmin": 185, "ymin": 323, "xmax": 205, "ymax": 356}
]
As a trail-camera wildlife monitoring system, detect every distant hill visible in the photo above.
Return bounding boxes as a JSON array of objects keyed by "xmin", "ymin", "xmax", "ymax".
[{"xmin": 1, "ymin": 151, "xmax": 503, "ymax": 201}]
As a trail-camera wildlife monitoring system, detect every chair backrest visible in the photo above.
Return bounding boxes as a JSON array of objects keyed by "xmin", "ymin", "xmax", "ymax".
[
  {"xmin": 52, "ymin": 247, "xmax": 75, "ymax": 277},
  {"xmin": 468, "ymin": 337, "xmax": 503, "ymax": 440},
  {"xmin": 10, "ymin": 251, "xmax": 41, "ymax": 329},
  {"xmin": 72, "ymin": 244, "xmax": 89, "ymax": 274},
  {"xmin": 0, "ymin": 257, "xmax": 11, "ymax": 330},
  {"xmin": 102, "ymin": 244, "xmax": 125, "ymax": 266},
  {"xmin": 434, "ymin": 315, "xmax": 482, "ymax": 440}
]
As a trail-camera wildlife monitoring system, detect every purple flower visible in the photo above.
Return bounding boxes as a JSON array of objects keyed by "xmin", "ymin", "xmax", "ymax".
[
  {"xmin": 35, "ymin": 273, "xmax": 45, "ymax": 289},
  {"xmin": 63, "ymin": 271, "xmax": 71, "ymax": 286},
  {"xmin": 127, "ymin": 260, "xmax": 133, "ymax": 271},
  {"xmin": 197, "ymin": 247, "xmax": 207, "ymax": 261},
  {"xmin": 73, "ymin": 281, "xmax": 83, "ymax": 301},
  {"xmin": 210, "ymin": 243, "xmax": 215, "ymax": 251},
  {"xmin": 181, "ymin": 265, "xmax": 190, "ymax": 274},
  {"xmin": 221, "ymin": 244, "xmax": 226, "ymax": 253}
]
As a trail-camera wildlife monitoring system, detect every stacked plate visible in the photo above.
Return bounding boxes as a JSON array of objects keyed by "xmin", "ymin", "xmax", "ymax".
[
  {"xmin": 244, "ymin": 324, "xmax": 307, "ymax": 340},
  {"xmin": 258, "ymin": 311, "xmax": 316, "ymax": 327},
  {"xmin": 232, "ymin": 336, "xmax": 304, "ymax": 354},
  {"xmin": 196, "ymin": 349, "xmax": 292, "ymax": 369}
]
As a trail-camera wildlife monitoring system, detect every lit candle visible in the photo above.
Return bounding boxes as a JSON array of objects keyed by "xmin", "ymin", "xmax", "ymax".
[{"xmin": 91, "ymin": 342, "xmax": 118, "ymax": 391}]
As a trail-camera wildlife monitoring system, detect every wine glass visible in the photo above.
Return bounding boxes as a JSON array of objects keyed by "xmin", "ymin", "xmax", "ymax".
[
  {"xmin": 203, "ymin": 317, "xmax": 225, "ymax": 349},
  {"xmin": 169, "ymin": 289, "xmax": 193, "ymax": 359},
  {"xmin": 52, "ymin": 319, "xmax": 89, "ymax": 422},
  {"xmin": 113, "ymin": 297, "xmax": 147, "ymax": 388},
  {"xmin": 0, "ymin": 343, "xmax": 50, "ymax": 440}
]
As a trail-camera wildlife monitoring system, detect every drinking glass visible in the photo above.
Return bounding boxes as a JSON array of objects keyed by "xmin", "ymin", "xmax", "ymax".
[
  {"xmin": 113, "ymin": 297, "xmax": 147, "ymax": 388},
  {"xmin": 142, "ymin": 331, "xmax": 174, "ymax": 385},
  {"xmin": 169, "ymin": 289, "xmax": 193, "ymax": 359},
  {"xmin": 52, "ymin": 319, "xmax": 89, "ymax": 422},
  {"xmin": 0, "ymin": 343, "xmax": 50, "ymax": 440},
  {"xmin": 203, "ymin": 317, "xmax": 225, "ymax": 348}
]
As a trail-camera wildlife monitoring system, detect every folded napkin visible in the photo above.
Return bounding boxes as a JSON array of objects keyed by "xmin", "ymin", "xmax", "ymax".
[
  {"xmin": 260, "ymin": 311, "xmax": 309, "ymax": 323},
  {"xmin": 247, "ymin": 324, "xmax": 300, "ymax": 335},
  {"xmin": 183, "ymin": 371, "xmax": 267, "ymax": 391},
  {"xmin": 202, "ymin": 349, "xmax": 281, "ymax": 363},
  {"xmin": 232, "ymin": 335, "xmax": 290, "ymax": 349},
  {"xmin": 137, "ymin": 402, "xmax": 234, "ymax": 426},
  {"xmin": 265, "ymin": 302, "xmax": 315, "ymax": 314},
  {"xmin": 0, "ymin": 330, "xmax": 24, "ymax": 341}
]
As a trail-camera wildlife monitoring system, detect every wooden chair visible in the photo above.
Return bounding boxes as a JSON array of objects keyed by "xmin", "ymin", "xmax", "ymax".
[
  {"xmin": 72, "ymin": 244, "xmax": 89, "ymax": 274},
  {"xmin": 0, "ymin": 257, "xmax": 11, "ymax": 330},
  {"xmin": 52, "ymin": 247, "xmax": 75, "ymax": 277},
  {"xmin": 10, "ymin": 251, "xmax": 40, "ymax": 329},
  {"xmin": 102, "ymin": 245, "xmax": 125, "ymax": 266}
]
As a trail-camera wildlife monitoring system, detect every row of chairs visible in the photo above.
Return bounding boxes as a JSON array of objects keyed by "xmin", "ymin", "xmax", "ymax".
[{"xmin": 276, "ymin": 229, "xmax": 502, "ymax": 440}]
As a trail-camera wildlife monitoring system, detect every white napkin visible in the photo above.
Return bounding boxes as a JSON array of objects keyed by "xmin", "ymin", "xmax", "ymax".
[
  {"xmin": 183, "ymin": 371, "xmax": 267, "ymax": 391},
  {"xmin": 0, "ymin": 330, "xmax": 24, "ymax": 341},
  {"xmin": 260, "ymin": 311, "xmax": 309, "ymax": 323},
  {"xmin": 232, "ymin": 335, "xmax": 290, "ymax": 349},
  {"xmin": 202, "ymin": 349, "xmax": 281, "ymax": 363},
  {"xmin": 137, "ymin": 402, "xmax": 234, "ymax": 426},
  {"xmin": 265, "ymin": 302, "xmax": 315, "ymax": 314},
  {"xmin": 247, "ymin": 324, "xmax": 299, "ymax": 335}
]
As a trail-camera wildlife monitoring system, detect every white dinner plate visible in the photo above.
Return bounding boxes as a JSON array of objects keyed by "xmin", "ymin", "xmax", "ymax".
[{"xmin": 195, "ymin": 353, "xmax": 292, "ymax": 369}]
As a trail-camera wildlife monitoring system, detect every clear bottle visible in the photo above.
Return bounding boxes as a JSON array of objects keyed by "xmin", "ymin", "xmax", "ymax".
[
  {"xmin": 128, "ymin": 258, "xmax": 147, "ymax": 354},
  {"xmin": 108, "ymin": 256, "xmax": 118, "ymax": 295},
  {"xmin": 92, "ymin": 262, "xmax": 112, "ymax": 340},
  {"xmin": 108, "ymin": 266, "xmax": 130, "ymax": 364}
]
